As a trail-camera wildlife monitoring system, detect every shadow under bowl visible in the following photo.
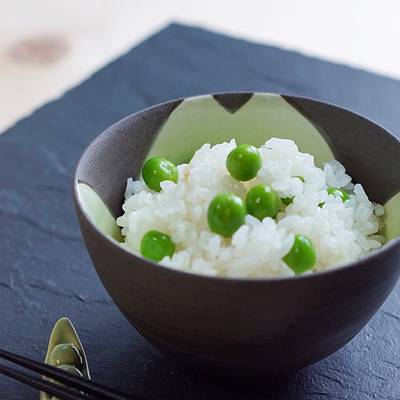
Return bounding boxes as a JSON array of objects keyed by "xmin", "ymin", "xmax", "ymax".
[{"xmin": 73, "ymin": 92, "xmax": 400, "ymax": 377}]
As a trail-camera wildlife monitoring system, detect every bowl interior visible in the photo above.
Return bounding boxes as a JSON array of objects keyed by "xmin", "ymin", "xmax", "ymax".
[{"xmin": 75, "ymin": 93, "xmax": 400, "ymax": 245}]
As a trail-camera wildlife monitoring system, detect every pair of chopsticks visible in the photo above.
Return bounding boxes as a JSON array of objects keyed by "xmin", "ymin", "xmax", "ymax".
[{"xmin": 0, "ymin": 349, "xmax": 138, "ymax": 399}]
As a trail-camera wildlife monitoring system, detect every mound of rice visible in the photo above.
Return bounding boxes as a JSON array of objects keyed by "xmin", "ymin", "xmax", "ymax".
[{"xmin": 117, "ymin": 138, "xmax": 385, "ymax": 278}]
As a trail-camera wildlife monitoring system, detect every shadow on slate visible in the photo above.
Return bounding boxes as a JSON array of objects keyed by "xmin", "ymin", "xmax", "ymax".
[{"xmin": 1, "ymin": 23, "xmax": 400, "ymax": 400}]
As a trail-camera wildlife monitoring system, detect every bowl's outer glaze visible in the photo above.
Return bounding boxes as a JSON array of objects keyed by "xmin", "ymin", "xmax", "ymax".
[{"xmin": 74, "ymin": 93, "xmax": 400, "ymax": 376}]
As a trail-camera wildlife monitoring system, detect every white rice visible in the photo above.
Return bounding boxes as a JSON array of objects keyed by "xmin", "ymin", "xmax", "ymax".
[{"xmin": 116, "ymin": 138, "xmax": 384, "ymax": 278}]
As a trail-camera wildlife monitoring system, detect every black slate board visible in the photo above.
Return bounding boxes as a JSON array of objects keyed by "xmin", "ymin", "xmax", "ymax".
[{"xmin": 1, "ymin": 23, "xmax": 400, "ymax": 400}]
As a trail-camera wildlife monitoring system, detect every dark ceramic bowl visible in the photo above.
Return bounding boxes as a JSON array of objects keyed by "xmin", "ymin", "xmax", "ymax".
[{"xmin": 74, "ymin": 93, "xmax": 400, "ymax": 377}]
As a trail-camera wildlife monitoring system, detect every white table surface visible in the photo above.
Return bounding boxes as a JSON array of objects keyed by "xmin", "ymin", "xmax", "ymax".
[{"xmin": 1, "ymin": 0, "xmax": 399, "ymax": 132}]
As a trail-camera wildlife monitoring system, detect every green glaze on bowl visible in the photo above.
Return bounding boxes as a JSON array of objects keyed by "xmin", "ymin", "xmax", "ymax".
[
  {"xmin": 77, "ymin": 182, "xmax": 122, "ymax": 242},
  {"xmin": 40, "ymin": 318, "xmax": 90, "ymax": 400},
  {"xmin": 384, "ymin": 192, "xmax": 400, "ymax": 241},
  {"xmin": 146, "ymin": 94, "xmax": 335, "ymax": 167}
]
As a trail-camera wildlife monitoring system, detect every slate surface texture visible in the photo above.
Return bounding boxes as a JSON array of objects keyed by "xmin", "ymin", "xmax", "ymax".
[{"xmin": 1, "ymin": 23, "xmax": 400, "ymax": 400}]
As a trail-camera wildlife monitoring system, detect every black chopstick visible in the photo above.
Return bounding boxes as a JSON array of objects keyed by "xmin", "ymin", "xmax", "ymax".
[
  {"xmin": 0, "ymin": 362, "xmax": 86, "ymax": 400},
  {"xmin": 0, "ymin": 349, "xmax": 138, "ymax": 399}
]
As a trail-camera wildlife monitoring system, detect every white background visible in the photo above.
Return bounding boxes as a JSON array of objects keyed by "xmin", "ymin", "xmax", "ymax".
[{"xmin": 1, "ymin": 0, "xmax": 399, "ymax": 132}]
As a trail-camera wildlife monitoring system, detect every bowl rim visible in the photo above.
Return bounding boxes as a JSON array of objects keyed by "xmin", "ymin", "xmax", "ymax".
[{"xmin": 73, "ymin": 91, "xmax": 400, "ymax": 284}]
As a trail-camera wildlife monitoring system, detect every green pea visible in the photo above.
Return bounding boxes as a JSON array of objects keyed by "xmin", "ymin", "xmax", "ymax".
[
  {"xmin": 207, "ymin": 192, "xmax": 246, "ymax": 237},
  {"xmin": 140, "ymin": 230, "xmax": 175, "ymax": 262},
  {"xmin": 283, "ymin": 234, "xmax": 316, "ymax": 274},
  {"xmin": 327, "ymin": 187, "xmax": 349, "ymax": 202},
  {"xmin": 226, "ymin": 144, "xmax": 262, "ymax": 181},
  {"xmin": 142, "ymin": 157, "xmax": 178, "ymax": 192},
  {"xmin": 49, "ymin": 343, "xmax": 82, "ymax": 368},
  {"xmin": 57, "ymin": 364, "xmax": 83, "ymax": 377},
  {"xmin": 246, "ymin": 184, "xmax": 282, "ymax": 220},
  {"xmin": 281, "ymin": 197, "xmax": 294, "ymax": 206}
]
